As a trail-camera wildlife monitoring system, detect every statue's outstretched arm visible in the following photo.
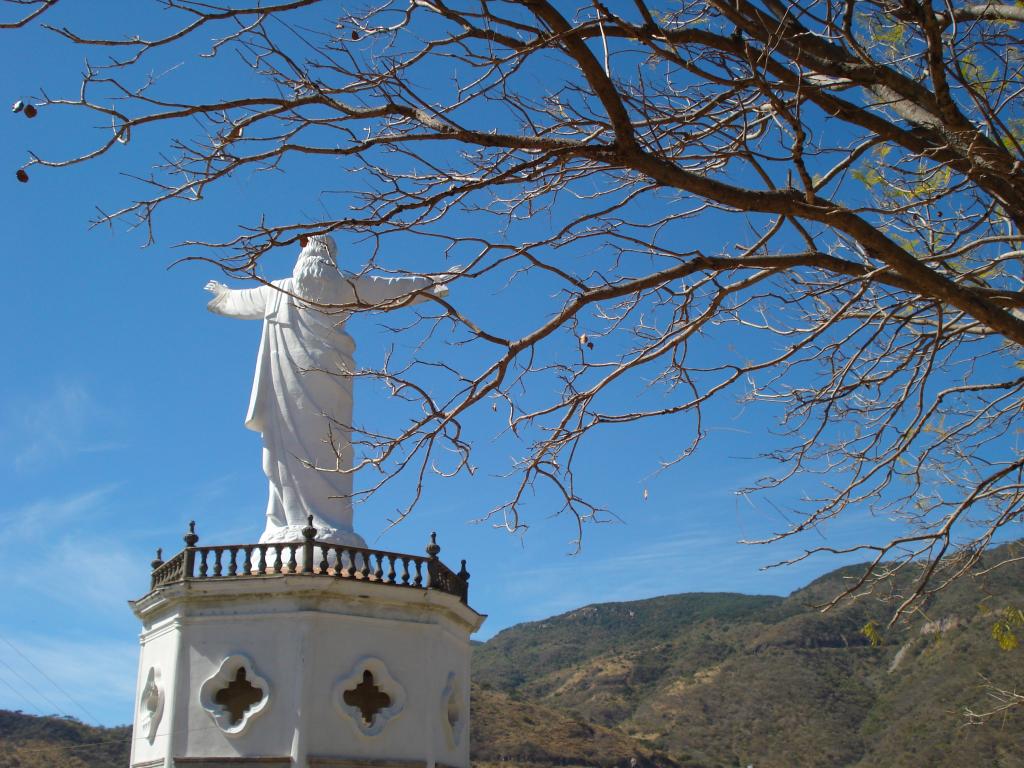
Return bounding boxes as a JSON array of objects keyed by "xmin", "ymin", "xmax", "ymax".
[
  {"xmin": 346, "ymin": 274, "xmax": 449, "ymax": 308},
  {"xmin": 205, "ymin": 280, "xmax": 273, "ymax": 320}
]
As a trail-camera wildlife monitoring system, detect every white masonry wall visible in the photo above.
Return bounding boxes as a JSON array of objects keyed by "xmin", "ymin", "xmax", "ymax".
[{"xmin": 128, "ymin": 574, "xmax": 483, "ymax": 768}]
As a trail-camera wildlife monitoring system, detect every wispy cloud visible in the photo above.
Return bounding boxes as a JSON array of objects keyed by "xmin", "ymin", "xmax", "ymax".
[
  {"xmin": 6, "ymin": 382, "xmax": 123, "ymax": 471},
  {"xmin": 473, "ymin": 512, "xmax": 877, "ymax": 638},
  {"xmin": 478, "ymin": 532, "xmax": 748, "ymax": 627},
  {"xmin": 41, "ymin": 540, "xmax": 142, "ymax": 613},
  {"xmin": 0, "ymin": 485, "xmax": 145, "ymax": 727},
  {"xmin": 1, "ymin": 486, "xmax": 146, "ymax": 614},
  {"xmin": 6, "ymin": 539, "xmax": 143, "ymax": 617},
  {"xmin": 0, "ymin": 484, "xmax": 120, "ymax": 538}
]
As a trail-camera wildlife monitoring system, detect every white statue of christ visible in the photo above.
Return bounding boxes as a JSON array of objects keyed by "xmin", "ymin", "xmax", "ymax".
[{"xmin": 205, "ymin": 234, "xmax": 445, "ymax": 547}]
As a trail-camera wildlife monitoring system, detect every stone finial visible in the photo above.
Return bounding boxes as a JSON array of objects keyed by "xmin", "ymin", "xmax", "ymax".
[
  {"xmin": 302, "ymin": 515, "xmax": 318, "ymax": 541},
  {"xmin": 151, "ymin": 548, "xmax": 164, "ymax": 570},
  {"xmin": 425, "ymin": 531, "xmax": 441, "ymax": 559},
  {"xmin": 457, "ymin": 559, "xmax": 470, "ymax": 604},
  {"xmin": 184, "ymin": 520, "xmax": 199, "ymax": 547}
]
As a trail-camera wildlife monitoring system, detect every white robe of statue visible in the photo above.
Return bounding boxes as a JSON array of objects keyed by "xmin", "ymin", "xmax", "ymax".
[{"xmin": 206, "ymin": 235, "xmax": 442, "ymax": 546}]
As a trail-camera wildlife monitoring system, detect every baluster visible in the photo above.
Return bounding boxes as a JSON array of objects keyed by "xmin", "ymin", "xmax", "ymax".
[
  {"xmin": 373, "ymin": 554, "xmax": 383, "ymax": 581},
  {"xmin": 228, "ymin": 547, "xmax": 238, "ymax": 577},
  {"xmin": 346, "ymin": 549, "xmax": 356, "ymax": 578},
  {"xmin": 213, "ymin": 548, "xmax": 223, "ymax": 577},
  {"xmin": 386, "ymin": 555, "xmax": 396, "ymax": 584},
  {"xmin": 274, "ymin": 544, "xmax": 284, "ymax": 574},
  {"xmin": 257, "ymin": 545, "xmax": 267, "ymax": 575},
  {"xmin": 401, "ymin": 557, "xmax": 411, "ymax": 585},
  {"xmin": 242, "ymin": 546, "xmax": 252, "ymax": 575},
  {"xmin": 413, "ymin": 559, "xmax": 423, "ymax": 587},
  {"xmin": 197, "ymin": 550, "xmax": 208, "ymax": 578},
  {"xmin": 332, "ymin": 546, "xmax": 344, "ymax": 577},
  {"xmin": 318, "ymin": 545, "xmax": 329, "ymax": 575},
  {"xmin": 360, "ymin": 552, "xmax": 370, "ymax": 580},
  {"xmin": 287, "ymin": 544, "xmax": 298, "ymax": 573}
]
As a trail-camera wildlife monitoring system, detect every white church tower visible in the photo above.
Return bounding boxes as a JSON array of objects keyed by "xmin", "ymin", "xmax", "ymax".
[{"xmin": 127, "ymin": 521, "xmax": 483, "ymax": 768}]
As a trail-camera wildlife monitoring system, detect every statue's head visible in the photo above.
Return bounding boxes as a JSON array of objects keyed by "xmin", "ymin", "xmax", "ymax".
[
  {"xmin": 299, "ymin": 233, "xmax": 338, "ymax": 265},
  {"xmin": 293, "ymin": 234, "xmax": 340, "ymax": 300}
]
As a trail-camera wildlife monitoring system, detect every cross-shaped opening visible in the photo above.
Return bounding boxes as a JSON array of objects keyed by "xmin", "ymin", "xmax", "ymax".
[
  {"xmin": 214, "ymin": 667, "xmax": 264, "ymax": 725},
  {"xmin": 343, "ymin": 669, "xmax": 391, "ymax": 724}
]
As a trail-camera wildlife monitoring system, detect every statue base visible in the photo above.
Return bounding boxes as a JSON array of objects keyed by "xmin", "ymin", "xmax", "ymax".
[
  {"xmin": 259, "ymin": 523, "xmax": 367, "ymax": 549},
  {"xmin": 128, "ymin": 529, "xmax": 482, "ymax": 768}
]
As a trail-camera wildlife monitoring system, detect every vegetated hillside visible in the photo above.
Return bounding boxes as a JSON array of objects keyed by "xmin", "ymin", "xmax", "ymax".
[
  {"xmin": 471, "ymin": 686, "xmax": 679, "ymax": 768},
  {"xmin": 474, "ymin": 592, "xmax": 787, "ymax": 697},
  {"xmin": 0, "ymin": 710, "xmax": 131, "ymax": 768},
  {"xmin": 473, "ymin": 541, "xmax": 1024, "ymax": 768}
]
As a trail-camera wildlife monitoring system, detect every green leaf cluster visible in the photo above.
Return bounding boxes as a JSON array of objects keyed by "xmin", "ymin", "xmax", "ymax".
[{"xmin": 992, "ymin": 606, "xmax": 1024, "ymax": 651}]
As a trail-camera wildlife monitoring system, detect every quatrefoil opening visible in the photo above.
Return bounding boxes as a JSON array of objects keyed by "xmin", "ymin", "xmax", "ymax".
[
  {"xmin": 441, "ymin": 671, "xmax": 466, "ymax": 748},
  {"xmin": 139, "ymin": 666, "xmax": 164, "ymax": 744},
  {"xmin": 199, "ymin": 654, "xmax": 270, "ymax": 735},
  {"xmin": 333, "ymin": 657, "xmax": 406, "ymax": 736}
]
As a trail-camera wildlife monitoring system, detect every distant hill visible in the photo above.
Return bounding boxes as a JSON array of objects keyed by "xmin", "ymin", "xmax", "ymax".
[
  {"xmin": 472, "ymin": 541, "xmax": 1024, "ymax": 767},
  {"xmin": 0, "ymin": 710, "xmax": 130, "ymax": 768},
  {"xmin": 3, "ymin": 543, "xmax": 1022, "ymax": 767}
]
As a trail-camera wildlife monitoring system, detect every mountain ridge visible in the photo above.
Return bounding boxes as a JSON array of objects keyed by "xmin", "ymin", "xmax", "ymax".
[{"xmin": 472, "ymin": 541, "xmax": 1024, "ymax": 767}]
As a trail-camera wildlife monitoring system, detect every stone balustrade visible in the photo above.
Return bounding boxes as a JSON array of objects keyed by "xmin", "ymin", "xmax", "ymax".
[{"xmin": 149, "ymin": 519, "xmax": 470, "ymax": 604}]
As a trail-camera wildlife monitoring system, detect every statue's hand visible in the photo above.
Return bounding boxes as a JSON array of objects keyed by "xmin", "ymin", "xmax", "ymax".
[
  {"xmin": 205, "ymin": 280, "xmax": 229, "ymax": 297},
  {"xmin": 432, "ymin": 264, "xmax": 463, "ymax": 296}
]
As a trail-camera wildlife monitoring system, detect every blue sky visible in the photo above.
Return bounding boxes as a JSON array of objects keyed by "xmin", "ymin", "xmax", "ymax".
[{"xmin": 0, "ymin": 5, "xmax": 936, "ymax": 728}]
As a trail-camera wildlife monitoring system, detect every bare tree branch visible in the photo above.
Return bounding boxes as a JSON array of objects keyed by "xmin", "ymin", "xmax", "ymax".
[{"xmin": 7, "ymin": 0, "xmax": 1024, "ymax": 624}]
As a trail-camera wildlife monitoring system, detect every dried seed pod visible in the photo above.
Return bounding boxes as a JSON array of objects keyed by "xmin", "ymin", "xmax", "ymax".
[
  {"xmin": 23, "ymin": 104, "xmax": 37, "ymax": 118},
  {"xmin": 351, "ymin": 30, "xmax": 359, "ymax": 40},
  {"xmin": 16, "ymin": 169, "xmax": 28, "ymax": 183},
  {"xmin": 11, "ymin": 100, "xmax": 24, "ymax": 114}
]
